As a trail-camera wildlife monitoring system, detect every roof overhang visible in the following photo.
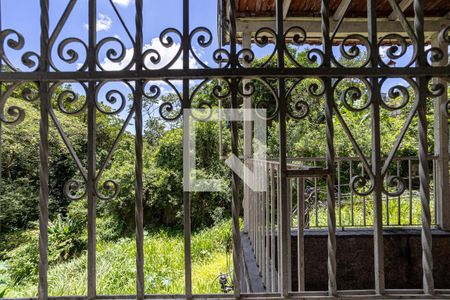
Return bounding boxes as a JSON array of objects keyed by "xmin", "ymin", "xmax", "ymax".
[{"xmin": 218, "ymin": 0, "xmax": 450, "ymax": 45}]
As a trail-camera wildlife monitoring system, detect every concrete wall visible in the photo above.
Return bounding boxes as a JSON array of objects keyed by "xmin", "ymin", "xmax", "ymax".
[
  {"xmin": 288, "ymin": 229, "xmax": 450, "ymax": 291},
  {"xmin": 241, "ymin": 229, "xmax": 450, "ymax": 292}
]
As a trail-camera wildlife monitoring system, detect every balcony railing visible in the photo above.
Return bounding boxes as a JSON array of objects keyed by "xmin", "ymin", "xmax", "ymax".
[{"xmin": 245, "ymin": 156, "xmax": 438, "ymax": 292}]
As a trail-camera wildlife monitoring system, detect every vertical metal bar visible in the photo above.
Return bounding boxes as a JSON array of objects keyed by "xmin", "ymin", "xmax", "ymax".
[
  {"xmin": 252, "ymin": 187, "xmax": 255, "ymax": 248},
  {"xmin": 270, "ymin": 166, "xmax": 277, "ymax": 292},
  {"xmin": 414, "ymin": 0, "xmax": 434, "ymax": 293},
  {"xmin": 386, "ymin": 172, "xmax": 390, "ymax": 226},
  {"xmin": 432, "ymin": 159, "xmax": 436, "ymax": 223},
  {"xmin": 262, "ymin": 188, "xmax": 266, "ymax": 284},
  {"xmin": 362, "ymin": 164, "xmax": 366, "ymax": 226},
  {"xmin": 368, "ymin": 0, "xmax": 385, "ymax": 294},
  {"xmin": 228, "ymin": 0, "xmax": 242, "ymax": 296},
  {"xmin": 275, "ymin": 0, "xmax": 291, "ymax": 295},
  {"xmin": 38, "ymin": 1, "xmax": 49, "ymax": 299},
  {"xmin": 409, "ymin": 159, "xmax": 413, "ymax": 225},
  {"xmin": 321, "ymin": 0, "xmax": 337, "ymax": 294},
  {"xmin": 254, "ymin": 187, "xmax": 257, "ymax": 251},
  {"xmin": 0, "ymin": 0, "xmax": 3, "ymax": 199},
  {"xmin": 261, "ymin": 188, "xmax": 266, "ymax": 285},
  {"xmin": 265, "ymin": 177, "xmax": 270, "ymax": 289},
  {"xmin": 87, "ymin": 0, "xmax": 97, "ymax": 298},
  {"xmin": 314, "ymin": 163, "xmax": 318, "ymax": 226},
  {"xmin": 297, "ymin": 178, "xmax": 305, "ymax": 292},
  {"xmin": 337, "ymin": 161, "xmax": 342, "ymax": 227},
  {"xmin": 258, "ymin": 190, "xmax": 261, "ymax": 267},
  {"xmin": 242, "ymin": 32, "xmax": 252, "ymax": 233},
  {"xmin": 287, "ymin": 178, "xmax": 292, "ymax": 290},
  {"xmin": 397, "ymin": 160, "xmax": 401, "ymax": 225},
  {"xmin": 257, "ymin": 190, "xmax": 261, "ymax": 269},
  {"xmin": 182, "ymin": 0, "xmax": 192, "ymax": 297},
  {"xmin": 134, "ymin": 0, "xmax": 145, "ymax": 298},
  {"xmin": 265, "ymin": 166, "xmax": 270, "ymax": 290},
  {"xmin": 261, "ymin": 188, "xmax": 264, "ymax": 272},
  {"xmin": 433, "ymin": 160, "xmax": 437, "ymax": 224},
  {"xmin": 432, "ymin": 35, "xmax": 450, "ymax": 229},
  {"xmin": 276, "ymin": 165, "xmax": 282, "ymax": 293},
  {"xmin": 350, "ymin": 160, "xmax": 354, "ymax": 226}
]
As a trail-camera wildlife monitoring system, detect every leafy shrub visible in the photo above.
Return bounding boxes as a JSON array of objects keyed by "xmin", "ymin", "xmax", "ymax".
[
  {"xmin": 0, "ymin": 179, "xmax": 39, "ymax": 233},
  {"xmin": 48, "ymin": 215, "xmax": 86, "ymax": 263},
  {"xmin": 1, "ymin": 204, "xmax": 87, "ymax": 286}
]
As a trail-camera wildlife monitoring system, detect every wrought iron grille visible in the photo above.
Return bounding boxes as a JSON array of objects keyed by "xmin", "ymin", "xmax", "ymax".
[{"xmin": 0, "ymin": 0, "xmax": 449, "ymax": 299}]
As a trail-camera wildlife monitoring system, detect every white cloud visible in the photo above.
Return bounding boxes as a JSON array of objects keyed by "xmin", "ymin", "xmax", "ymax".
[
  {"xmin": 100, "ymin": 37, "xmax": 200, "ymax": 71},
  {"xmin": 84, "ymin": 13, "xmax": 112, "ymax": 32},
  {"xmin": 112, "ymin": 0, "xmax": 133, "ymax": 7},
  {"xmin": 379, "ymin": 46, "xmax": 389, "ymax": 58},
  {"xmin": 97, "ymin": 13, "xmax": 113, "ymax": 31}
]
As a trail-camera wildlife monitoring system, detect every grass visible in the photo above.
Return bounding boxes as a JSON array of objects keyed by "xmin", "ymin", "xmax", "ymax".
[
  {"xmin": 1, "ymin": 220, "xmax": 233, "ymax": 298},
  {"xmin": 297, "ymin": 192, "xmax": 435, "ymax": 228},
  {"xmin": 1, "ymin": 192, "xmax": 437, "ymax": 297}
]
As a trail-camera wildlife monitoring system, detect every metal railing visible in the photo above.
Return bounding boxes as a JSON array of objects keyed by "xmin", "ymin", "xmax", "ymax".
[
  {"xmin": 246, "ymin": 156, "xmax": 438, "ymax": 293},
  {"xmin": 287, "ymin": 156, "xmax": 437, "ymax": 228},
  {"xmin": 0, "ymin": 0, "xmax": 449, "ymax": 298}
]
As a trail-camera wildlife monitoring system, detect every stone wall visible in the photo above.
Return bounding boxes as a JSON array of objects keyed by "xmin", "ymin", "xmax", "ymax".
[
  {"xmin": 288, "ymin": 229, "xmax": 450, "ymax": 291},
  {"xmin": 242, "ymin": 230, "xmax": 450, "ymax": 292}
]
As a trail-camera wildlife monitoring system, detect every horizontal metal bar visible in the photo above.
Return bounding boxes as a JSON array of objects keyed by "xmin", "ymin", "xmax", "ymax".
[
  {"xmin": 0, "ymin": 66, "xmax": 449, "ymax": 82},
  {"xmin": 4, "ymin": 289, "xmax": 450, "ymax": 300},
  {"xmin": 286, "ymin": 168, "xmax": 330, "ymax": 177},
  {"xmin": 283, "ymin": 155, "xmax": 438, "ymax": 162}
]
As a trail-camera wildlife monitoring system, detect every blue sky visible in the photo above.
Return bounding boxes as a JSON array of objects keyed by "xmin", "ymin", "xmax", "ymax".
[
  {"xmin": 0, "ymin": 0, "xmax": 222, "ymax": 71},
  {"xmin": 0, "ymin": 0, "xmax": 430, "ymax": 125},
  {"xmin": 0, "ymin": 0, "xmax": 225, "ymax": 123}
]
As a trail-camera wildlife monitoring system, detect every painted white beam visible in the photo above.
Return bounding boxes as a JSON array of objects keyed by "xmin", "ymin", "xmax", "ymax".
[
  {"xmin": 283, "ymin": 0, "xmax": 293, "ymax": 19},
  {"xmin": 333, "ymin": 0, "xmax": 351, "ymax": 22},
  {"xmin": 388, "ymin": 0, "xmax": 413, "ymax": 21},
  {"xmin": 433, "ymin": 37, "xmax": 450, "ymax": 230},
  {"xmin": 242, "ymin": 31, "xmax": 252, "ymax": 233}
]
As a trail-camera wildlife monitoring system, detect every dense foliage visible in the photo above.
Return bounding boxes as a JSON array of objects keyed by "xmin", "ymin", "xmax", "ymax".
[{"xmin": 0, "ymin": 48, "xmax": 443, "ymax": 296}]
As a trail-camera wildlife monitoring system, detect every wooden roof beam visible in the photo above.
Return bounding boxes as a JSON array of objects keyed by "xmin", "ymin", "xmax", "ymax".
[
  {"xmin": 255, "ymin": 0, "xmax": 263, "ymax": 13},
  {"xmin": 333, "ymin": 0, "xmax": 352, "ymax": 22},
  {"xmin": 236, "ymin": 17, "xmax": 449, "ymax": 37},
  {"xmin": 283, "ymin": 0, "xmax": 293, "ymax": 19},
  {"xmin": 388, "ymin": 0, "xmax": 413, "ymax": 21}
]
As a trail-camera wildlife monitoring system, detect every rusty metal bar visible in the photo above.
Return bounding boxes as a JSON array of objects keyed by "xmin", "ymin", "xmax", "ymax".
[
  {"xmin": 38, "ymin": 1, "xmax": 49, "ymax": 299},
  {"xmin": 321, "ymin": 0, "xmax": 337, "ymax": 294},
  {"xmin": 134, "ymin": 0, "xmax": 145, "ymax": 298},
  {"xmin": 368, "ymin": 0, "xmax": 386, "ymax": 294},
  {"xmin": 414, "ymin": 0, "xmax": 434, "ymax": 294},
  {"xmin": 87, "ymin": 0, "xmax": 97, "ymax": 298},
  {"xmin": 182, "ymin": 0, "xmax": 192, "ymax": 297},
  {"xmin": 1, "ymin": 67, "xmax": 450, "ymax": 82}
]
